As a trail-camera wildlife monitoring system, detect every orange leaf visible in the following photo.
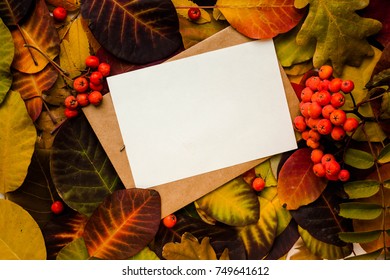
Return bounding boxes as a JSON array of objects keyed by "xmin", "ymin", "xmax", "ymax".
[
  {"xmin": 12, "ymin": 64, "xmax": 58, "ymax": 121},
  {"xmin": 216, "ymin": 0, "xmax": 304, "ymax": 39},
  {"xmin": 277, "ymin": 148, "xmax": 327, "ymax": 210},
  {"xmin": 83, "ymin": 189, "xmax": 161, "ymax": 260},
  {"xmin": 11, "ymin": 0, "xmax": 60, "ymax": 74}
]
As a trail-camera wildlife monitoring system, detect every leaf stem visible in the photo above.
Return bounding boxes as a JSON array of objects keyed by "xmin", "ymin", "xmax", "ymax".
[
  {"xmin": 17, "ymin": 25, "xmax": 38, "ymax": 66},
  {"xmin": 42, "ymin": 98, "xmax": 58, "ymax": 125}
]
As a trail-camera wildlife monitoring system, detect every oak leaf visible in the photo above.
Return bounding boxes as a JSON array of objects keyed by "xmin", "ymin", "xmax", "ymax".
[{"xmin": 295, "ymin": 0, "xmax": 382, "ymax": 75}]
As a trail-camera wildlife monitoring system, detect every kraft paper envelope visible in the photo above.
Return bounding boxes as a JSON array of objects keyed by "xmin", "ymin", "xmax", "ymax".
[{"xmin": 83, "ymin": 27, "xmax": 300, "ymax": 217}]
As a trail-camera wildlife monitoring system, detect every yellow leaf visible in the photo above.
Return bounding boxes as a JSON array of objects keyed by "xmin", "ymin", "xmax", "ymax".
[
  {"xmin": 0, "ymin": 200, "xmax": 46, "ymax": 259},
  {"xmin": 172, "ymin": 0, "xmax": 211, "ymax": 24},
  {"xmin": 0, "ymin": 91, "xmax": 36, "ymax": 194},
  {"xmin": 60, "ymin": 18, "xmax": 91, "ymax": 79}
]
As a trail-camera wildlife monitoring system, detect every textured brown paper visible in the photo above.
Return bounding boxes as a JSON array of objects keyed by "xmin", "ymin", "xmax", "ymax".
[{"xmin": 83, "ymin": 26, "xmax": 299, "ymax": 217}]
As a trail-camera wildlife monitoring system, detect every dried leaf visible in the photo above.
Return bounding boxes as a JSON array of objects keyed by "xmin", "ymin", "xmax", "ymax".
[
  {"xmin": 277, "ymin": 148, "xmax": 327, "ymax": 210},
  {"xmin": 0, "ymin": 90, "xmax": 36, "ymax": 194},
  {"xmin": 83, "ymin": 189, "xmax": 161, "ymax": 260},
  {"xmin": 56, "ymin": 237, "xmax": 89, "ymax": 260},
  {"xmin": 0, "ymin": 0, "xmax": 33, "ymax": 26},
  {"xmin": 216, "ymin": 0, "xmax": 304, "ymax": 39},
  {"xmin": 81, "ymin": 0, "xmax": 183, "ymax": 64},
  {"xmin": 162, "ymin": 232, "xmax": 227, "ymax": 260},
  {"xmin": 296, "ymin": 0, "xmax": 382, "ymax": 75},
  {"xmin": 11, "ymin": 0, "xmax": 60, "ymax": 74},
  {"xmin": 46, "ymin": 0, "xmax": 80, "ymax": 12}
]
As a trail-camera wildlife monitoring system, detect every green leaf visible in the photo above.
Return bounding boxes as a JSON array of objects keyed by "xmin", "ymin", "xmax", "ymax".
[
  {"xmin": 162, "ymin": 232, "xmax": 226, "ymax": 260},
  {"xmin": 352, "ymin": 121, "xmax": 387, "ymax": 143},
  {"xmin": 271, "ymin": 195, "xmax": 292, "ymax": 236},
  {"xmin": 0, "ymin": 18, "xmax": 14, "ymax": 104},
  {"xmin": 298, "ymin": 226, "xmax": 352, "ymax": 259},
  {"xmin": 296, "ymin": 0, "xmax": 382, "ymax": 75},
  {"xmin": 378, "ymin": 143, "xmax": 390, "ymax": 164},
  {"xmin": 274, "ymin": 20, "xmax": 316, "ymax": 68},
  {"xmin": 0, "ymin": 90, "xmax": 37, "ymax": 194},
  {"xmin": 343, "ymin": 180, "xmax": 381, "ymax": 199},
  {"xmin": 338, "ymin": 230, "xmax": 382, "ymax": 244},
  {"xmin": 344, "ymin": 148, "xmax": 375, "ymax": 169},
  {"xmin": 195, "ymin": 177, "xmax": 260, "ymax": 226},
  {"xmin": 81, "ymin": 0, "xmax": 182, "ymax": 64},
  {"xmin": 345, "ymin": 248, "xmax": 383, "ymax": 260},
  {"xmin": 50, "ymin": 114, "xmax": 125, "ymax": 216},
  {"xmin": 56, "ymin": 237, "xmax": 89, "ymax": 260},
  {"xmin": 254, "ymin": 159, "xmax": 278, "ymax": 187},
  {"xmin": 129, "ymin": 247, "xmax": 160, "ymax": 260},
  {"xmin": 278, "ymin": 148, "xmax": 327, "ymax": 210},
  {"xmin": 0, "ymin": 200, "xmax": 46, "ymax": 259},
  {"xmin": 83, "ymin": 189, "xmax": 161, "ymax": 260},
  {"xmin": 339, "ymin": 202, "xmax": 382, "ymax": 220},
  {"xmin": 237, "ymin": 197, "xmax": 278, "ymax": 259}
]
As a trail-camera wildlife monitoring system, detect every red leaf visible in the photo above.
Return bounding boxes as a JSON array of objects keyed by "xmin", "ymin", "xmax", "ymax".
[
  {"xmin": 83, "ymin": 189, "xmax": 161, "ymax": 259},
  {"xmin": 277, "ymin": 148, "xmax": 327, "ymax": 210}
]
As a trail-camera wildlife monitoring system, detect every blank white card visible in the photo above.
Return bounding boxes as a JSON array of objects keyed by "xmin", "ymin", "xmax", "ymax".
[{"xmin": 107, "ymin": 40, "xmax": 297, "ymax": 188}]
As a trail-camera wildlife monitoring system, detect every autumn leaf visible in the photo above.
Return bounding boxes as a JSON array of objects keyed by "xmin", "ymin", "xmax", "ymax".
[
  {"xmin": 0, "ymin": 0, "xmax": 33, "ymax": 26},
  {"xmin": 295, "ymin": 0, "xmax": 382, "ymax": 75},
  {"xmin": 81, "ymin": 0, "xmax": 183, "ymax": 64},
  {"xmin": 0, "ymin": 90, "xmax": 36, "ymax": 194},
  {"xmin": 173, "ymin": 0, "xmax": 212, "ymax": 24},
  {"xmin": 56, "ymin": 237, "xmax": 90, "ymax": 260},
  {"xmin": 162, "ymin": 232, "xmax": 229, "ymax": 260},
  {"xmin": 11, "ymin": 0, "xmax": 60, "ymax": 74},
  {"xmin": 46, "ymin": 0, "xmax": 80, "ymax": 12},
  {"xmin": 216, "ymin": 0, "xmax": 304, "ymax": 39},
  {"xmin": 0, "ymin": 200, "xmax": 46, "ymax": 260},
  {"xmin": 12, "ymin": 64, "xmax": 58, "ymax": 121},
  {"xmin": 277, "ymin": 148, "xmax": 327, "ymax": 210},
  {"xmin": 0, "ymin": 18, "xmax": 14, "ymax": 104},
  {"xmin": 83, "ymin": 189, "xmax": 161, "ymax": 260}
]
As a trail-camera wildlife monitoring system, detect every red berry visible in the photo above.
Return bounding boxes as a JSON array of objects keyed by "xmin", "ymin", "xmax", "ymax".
[
  {"xmin": 331, "ymin": 126, "xmax": 346, "ymax": 141},
  {"xmin": 317, "ymin": 79, "xmax": 331, "ymax": 91},
  {"xmin": 188, "ymin": 7, "xmax": 201, "ymax": 21},
  {"xmin": 300, "ymin": 87, "xmax": 314, "ymax": 103},
  {"xmin": 98, "ymin": 63, "xmax": 111, "ymax": 77},
  {"xmin": 328, "ymin": 78, "xmax": 342, "ymax": 93},
  {"xmin": 313, "ymin": 163, "xmax": 326, "ymax": 177},
  {"xmin": 330, "ymin": 92, "xmax": 345, "ymax": 108},
  {"xmin": 338, "ymin": 169, "xmax": 350, "ymax": 182},
  {"xmin": 306, "ymin": 138, "xmax": 320, "ymax": 149},
  {"xmin": 306, "ymin": 117, "xmax": 320, "ymax": 131},
  {"xmin": 341, "ymin": 80, "xmax": 354, "ymax": 93},
  {"xmin": 76, "ymin": 93, "xmax": 89, "ymax": 107},
  {"xmin": 317, "ymin": 118, "xmax": 332, "ymax": 135},
  {"xmin": 301, "ymin": 130, "xmax": 310, "ymax": 141},
  {"xmin": 343, "ymin": 117, "xmax": 359, "ymax": 132},
  {"xmin": 326, "ymin": 173, "xmax": 339, "ymax": 181},
  {"xmin": 322, "ymin": 104, "xmax": 336, "ymax": 119},
  {"xmin": 294, "ymin": 115, "xmax": 307, "ymax": 132},
  {"xmin": 64, "ymin": 95, "xmax": 78, "ymax": 110},
  {"xmin": 64, "ymin": 108, "xmax": 79, "ymax": 119},
  {"xmin": 316, "ymin": 90, "xmax": 332, "ymax": 106},
  {"xmin": 305, "ymin": 76, "xmax": 321, "ymax": 91},
  {"xmin": 300, "ymin": 102, "xmax": 311, "ymax": 118},
  {"xmin": 88, "ymin": 91, "xmax": 103, "ymax": 106},
  {"xmin": 308, "ymin": 129, "xmax": 321, "ymax": 142},
  {"xmin": 318, "ymin": 65, "xmax": 333, "ymax": 80},
  {"xmin": 85, "ymin": 55, "xmax": 100, "ymax": 68},
  {"xmin": 325, "ymin": 160, "xmax": 341, "ymax": 176},
  {"xmin": 163, "ymin": 214, "xmax": 177, "ymax": 228},
  {"xmin": 89, "ymin": 71, "xmax": 103, "ymax": 85},
  {"xmin": 330, "ymin": 109, "xmax": 347, "ymax": 126},
  {"xmin": 252, "ymin": 177, "xmax": 265, "ymax": 191},
  {"xmin": 73, "ymin": 77, "xmax": 89, "ymax": 93},
  {"xmin": 53, "ymin": 7, "xmax": 67, "ymax": 22},
  {"xmin": 311, "ymin": 149, "xmax": 324, "ymax": 164},
  {"xmin": 51, "ymin": 201, "xmax": 64, "ymax": 214},
  {"xmin": 89, "ymin": 81, "xmax": 104, "ymax": 91},
  {"xmin": 308, "ymin": 102, "xmax": 322, "ymax": 119},
  {"xmin": 321, "ymin": 154, "xmax": 336, "ymax": 165}
]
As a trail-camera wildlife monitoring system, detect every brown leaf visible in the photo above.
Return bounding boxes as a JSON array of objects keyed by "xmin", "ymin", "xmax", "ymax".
[
  {"xmin": 0, "ymin": 0, "xmax": 33, "ymax": 26},
  {"xmin": 11, "ymin": 0, "xmax": 60, "ymax": 74},
  {"xmin": 277, "ymin": 148, "xmax": 327, "ymax": 210},
  {"xmin": 83, "ymin": 189, "xmax": 161, "ymax": 259},
  {"xmin": 12, "ymin": 64, "xmax": 58, "ymax": 121}
]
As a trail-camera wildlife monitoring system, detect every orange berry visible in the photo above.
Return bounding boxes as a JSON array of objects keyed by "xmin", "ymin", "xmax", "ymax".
[
  {"xmin": 163, "ymin": 214, "xmax": 177, "ymax": 228},
  {"xmin": 252, "ymin": 177, "xmax": 266, "ymax": 191},
  {"xmin": 311, "ymin": 149, "xmax": 324, "ymax": 164},
  {"xmin": 318, "ymin": 65, "xmax": 333, "ymax": 80}
]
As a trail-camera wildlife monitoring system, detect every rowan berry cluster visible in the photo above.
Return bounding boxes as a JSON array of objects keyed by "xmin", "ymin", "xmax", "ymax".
[
  {"xmin": 293, "ymin": 65, "xmax": 360, "ymax": 182},
  {"xmin": 64, "ymin": 55, "xmax": 111, "ymax": 119}
]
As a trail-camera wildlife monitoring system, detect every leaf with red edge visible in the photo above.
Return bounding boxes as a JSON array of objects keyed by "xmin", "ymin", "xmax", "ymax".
[
  {"xmin": 277, "ymin": 148, "xmax": 327, "ymax": 210},
  {"xmin": 216, "ymin": 0, "xmax": 304, "ymax": 39},
  {"xmin": 42, "ymin": 212, "xmax": 89, "ymax": 260},
  {"xmin": 12, "ymin": 64, "xmax": 58, "ymax": 121},
  {"xmin": 0, "ymin": 0, "xmax": 33, "ymax": 26},
  {"xmin": 81, "ymin": 0, "xmax": 183, "ymax": 64},
  {"xmin": 83, "ymin": 189, "xmax": 161, "ymax": 260},
  {"xmin": 11, "ymin": 0, "xmax": 60, "ymax": 74}
]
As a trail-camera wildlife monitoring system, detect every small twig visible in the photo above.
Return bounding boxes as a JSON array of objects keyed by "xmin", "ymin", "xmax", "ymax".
[
  {"xmin": 17, "ymin": 25, "xmax": 38, "ymax": 66},
  {"xmin": 42, "ymin": 98, "xmax": 58, "ymax": 125}
]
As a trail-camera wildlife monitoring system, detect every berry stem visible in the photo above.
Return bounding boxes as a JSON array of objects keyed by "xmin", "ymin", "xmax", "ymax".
[
  {"xmin": 17, "ymin": 25, "xmax": 38, "ymax": 66},
  {"xmin": 42, "ymin": 98, "xmax": 58, "ymax": 125}
]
